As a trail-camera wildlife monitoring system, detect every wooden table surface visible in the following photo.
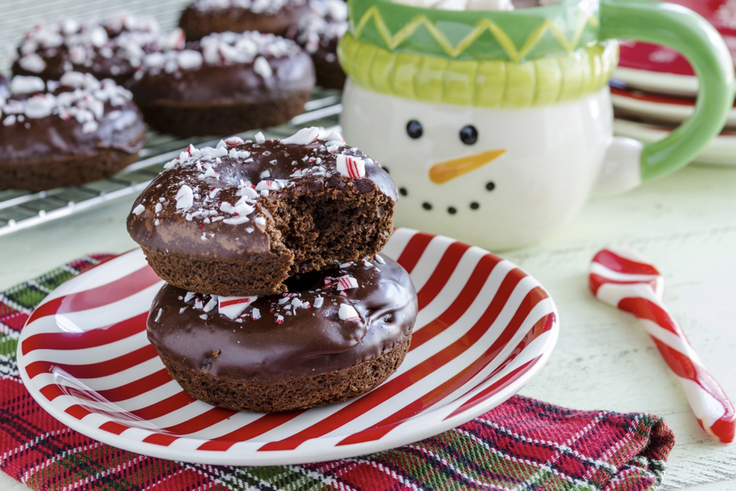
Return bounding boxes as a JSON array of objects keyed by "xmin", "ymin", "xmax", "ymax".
[{"xmin": 1, "ymin": 162, "xmax": 735, "ymax": 490}]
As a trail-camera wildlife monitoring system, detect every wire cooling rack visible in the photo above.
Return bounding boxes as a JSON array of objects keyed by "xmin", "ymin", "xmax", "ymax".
[{"xmin": 0, "ymin": 88, "xmax": 342, "ymax": 237}]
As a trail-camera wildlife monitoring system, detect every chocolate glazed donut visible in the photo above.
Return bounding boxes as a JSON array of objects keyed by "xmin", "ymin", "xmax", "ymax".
[
  {"xmin": 179, "ymin": 0, "xmax": 312, "ymax": 41},
  {"xmin": 129, "ymin": 31, "xmax": 314, "ymax": 137},
  {"xmin": 147, "ymin": 253, "xmax": 418, "ymax": 412},
  {"xmin": 127, "ymin": 128, "xmax": 397, "ymax": 296},
  {"xmin": 0, "ymin": 73, "xmax": 145, "ymax": 191}
]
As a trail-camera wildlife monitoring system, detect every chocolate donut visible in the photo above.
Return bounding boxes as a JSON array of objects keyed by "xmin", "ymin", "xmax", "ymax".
[
  {"xmin": 129, "ymin": 31, "xmax": 314, "ymax": 138},
  {"xmin": 127, "ymin": 127, "xmax": 397, "ymax": 296},
  {"xmin": 0, "ymin": 73, "xmax": 146, "ymax": 191},
  {"xmin": 286, "ymin": 0, "xmax": 348, "ymax": 89},
  {"xmin": 147, "ymin": 252, "xmax": 417, "ymax": 412},
  {"xmin": 178, "ymin": 0, "xmax": 311, "ymax": 41},
  {"xmin": 11, "ymin": 14, "xmax": 170, "ymax": 88}
]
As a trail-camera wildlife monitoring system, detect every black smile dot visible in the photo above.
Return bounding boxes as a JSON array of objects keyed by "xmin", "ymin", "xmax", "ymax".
[
  {"xmin": 422, "ymin": 202, "xmax": 432, "ymax": 210},
  {"xmin": 383, "ymin": 166, "xmax": 390, "ymax": 174},
  {"xmin": 485, "ymin": 181, "xmax": 496, "ymax": 191},
  {"xmin": 470, "ymin": 202, "xmax": 480, "ymax": 210},
  {"xmin": 399, "ymin": 187, "xmax": 408, "ymax": 197},
  {"xmin": 406, "ymin": 120, "xmax": 423, "ymax": 139},
  {"xmin": 448, "ymin": 207, "xmax": 457, "ymax": 215}
]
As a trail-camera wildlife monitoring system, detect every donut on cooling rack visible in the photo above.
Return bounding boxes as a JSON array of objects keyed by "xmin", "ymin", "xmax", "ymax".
[
  {"xmin": 0, "ymin": 73, "xmax": 146, "ymax": 192},
  {"xmin": 11, "ymin": 13, "xmax": 170, "ymax": 88},
  {"xmin": 126, "ymin": 127, "xmax": 397, "ymax": 296},
  {"xmin": 286, "ymin": 0, "xmax": 348, "ymax": 90},
  {"xmin": 178, "ymin": 0, "xmax": 312, "ymax": 41},
  {"xmin": 147, "ymin": 251, "xmax": 417, "ymax": 413},
  {"xmin": 129, "ymin": 30, "xmax": 314, "ymax": 137}
]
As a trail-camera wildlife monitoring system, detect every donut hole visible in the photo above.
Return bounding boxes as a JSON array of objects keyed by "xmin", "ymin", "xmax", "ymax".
[{"xmin": 266, "ymin": 184, "xmax": 395, "ymax": 273}]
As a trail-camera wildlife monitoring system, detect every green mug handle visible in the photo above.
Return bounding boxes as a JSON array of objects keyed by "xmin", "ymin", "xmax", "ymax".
[{"xmin": 600, "ymin": 0, "xmax": 735, "ymax": 181}]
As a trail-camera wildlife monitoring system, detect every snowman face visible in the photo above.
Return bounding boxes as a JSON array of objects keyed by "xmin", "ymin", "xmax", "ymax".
[{"xmin": 341, "ymin": 80, "xmax": 613, "ymax": 250}]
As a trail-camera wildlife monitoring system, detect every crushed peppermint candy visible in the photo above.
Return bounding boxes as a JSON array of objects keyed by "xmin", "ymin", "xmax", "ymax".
[
  {"xmin": 175, "ymin": 184, "xmax": 194, "ymax": 210},
  {"xmin": 14, "ymin": 13, "xmax": 164, "ymax": 76},
  {"xmin": 336, "ymin": 154, "xmax": 366, "ymax": 178},
  {"xmin": 338, "ymin": 303, "xmax": 360, "ymax": 322},
  {"xmin": 0, "ymin": 73, "xmax": 134, "ymax": 130},
  {"xmin": 281, "ymin": 126, "xmax": 320, "ymax": 145},
  {"xmin": 289, "ymin": 0, "xmax": 348, "ymax": 54},
  {"xmin": 218, "ymin": 295, "xmax": 258, "ymax": 319},
  {"xmin": 336, "ymin": 275, "xmax": 359, "ymax": 291},
  {"xmin": 132, "ymin": 204, "xmax": 145, "ymax": 215},
  {"xmin": 253, "ymin": 56, "xmax": 272, "ymax": 79},
  {"xmin": 139, "ymin": 126, "xmax": 379, "ymax": 231},
  {"xmin": 138, "ymin": 31, "xmax": 300, "ymax": 77},
  {"xmin": 10, "ymin": 76, "xmax": 46, "ymax": 95},
  {"xmin": 190, "ymin": 0, "xmax": 303, "ymax": 14}
]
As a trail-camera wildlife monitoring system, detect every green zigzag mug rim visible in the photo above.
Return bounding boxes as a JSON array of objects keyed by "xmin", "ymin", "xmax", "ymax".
[
  {"xmin": 348, "ymin": 0, "xmax": 600, "ymax": 63},
  {"xmin": 338, "ymin": 32, "xmax": 618, "ymax": 108}
]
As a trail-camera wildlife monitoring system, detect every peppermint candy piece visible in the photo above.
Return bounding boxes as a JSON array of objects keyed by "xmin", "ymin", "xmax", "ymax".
[
  {"xmin": 253, "ymin": 56, "xmax": 272, "ymax": 79},
  {"xmin": 255, "ymin": 180, "xmax": 281, "ymax": 192},
  {"xmin": 10, "ymin": 76, "xmax": 46, "ymax": 95},
  {"xmin": 336, "ymin": 154, "xmax": 366, "ymax": 179},
  {"xmin": 325, "ymin": 131, "xmax": 344, "ymax": 142},
  {"xmin": 224, "ymin": 136, "xmax": 244, "ymax": 146},
  {"xmin": 338, "ymin": 303, "xmax": 360, "ymax": 322},
  {"xmin": 218, "ymin": 295, "xmax": 258, "ymax": 319},
  {"xmin": 336, "ymin": 275, "xmax": 359, "ymax": 291},
  {"xmin": 590, "ymin": 247, "xmax": 736, "ymax": 443},
  {"xmin": 175, "ymin": 184, "xmax": 194, "ymax": 210},
  {"xmin": 281, "ymin": 127, "xmax": 320, "ymax": 145}
]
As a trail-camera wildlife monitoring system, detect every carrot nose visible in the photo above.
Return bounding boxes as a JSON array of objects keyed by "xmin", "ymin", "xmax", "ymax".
[{"xmin": 429, "ymin": 149, "xmax": 506, "ymax": 184}]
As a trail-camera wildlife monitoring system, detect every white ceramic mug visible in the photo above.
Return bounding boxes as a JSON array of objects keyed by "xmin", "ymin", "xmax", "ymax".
[{"xmin": 339, "ymin": 0, "xmax": 734, "ymax": 250}]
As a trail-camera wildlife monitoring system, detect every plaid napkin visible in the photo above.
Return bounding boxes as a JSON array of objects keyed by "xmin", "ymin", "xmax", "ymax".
[{"xmin": 0, "ymin": 256, "xmax": 675, "ymax": 491}]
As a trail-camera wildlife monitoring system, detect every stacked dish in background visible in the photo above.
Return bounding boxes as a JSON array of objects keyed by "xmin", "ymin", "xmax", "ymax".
[{"xmin": 610, "ymin": 0, "xmax": 736, "ymax": 165}]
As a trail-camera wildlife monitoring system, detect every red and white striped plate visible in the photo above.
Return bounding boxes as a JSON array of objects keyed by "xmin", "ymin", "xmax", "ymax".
[{"xmin": 17, "ymin": 228, "xmax": 559, "ymax": 465}]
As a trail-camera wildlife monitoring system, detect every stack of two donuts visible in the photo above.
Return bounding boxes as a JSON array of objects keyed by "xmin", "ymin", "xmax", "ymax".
[{"xmin": 127, "ymin": 127, "xmax": 418, "ymax": 413}]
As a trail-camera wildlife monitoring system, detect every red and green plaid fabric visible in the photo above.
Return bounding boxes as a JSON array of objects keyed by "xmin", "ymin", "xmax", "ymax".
[{"xmin": 0, "ymin": 256, "xmax": 675, "ymax": 491}]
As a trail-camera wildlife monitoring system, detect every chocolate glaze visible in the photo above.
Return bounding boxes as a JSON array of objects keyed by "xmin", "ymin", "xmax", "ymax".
[
  {"xmin": 147, "ymin": 253, "xmax": 417, "ymax": 380},
  {"xmin": 130, "ymin": 39, "xmax": 313, "ymax": 105},
  {"xmin": 0, "ymin": 76, "xmax": 145, "ymax": 161},
  {"xmin": 179, "ymin": 0, "xmax": 311, "ymax": 40},
  {"xmin": 127, "ymin": 134, "xmax": 397, "ymax": 261}
]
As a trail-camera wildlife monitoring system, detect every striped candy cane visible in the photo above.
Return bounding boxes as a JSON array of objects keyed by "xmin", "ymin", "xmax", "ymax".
[{"xmin": 590, "ymin": 247, "xmax": 735, "ymax": 443}]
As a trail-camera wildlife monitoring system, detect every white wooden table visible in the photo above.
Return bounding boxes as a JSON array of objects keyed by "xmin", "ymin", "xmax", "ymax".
[{"xmin": 1, "ymin": 162, "xmax": 735, "ymax": 489}]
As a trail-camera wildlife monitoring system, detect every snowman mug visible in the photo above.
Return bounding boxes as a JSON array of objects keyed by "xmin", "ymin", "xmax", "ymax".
[{"xmin": 339, "ymin": 0, "xmax": 734, "ymax": 250}]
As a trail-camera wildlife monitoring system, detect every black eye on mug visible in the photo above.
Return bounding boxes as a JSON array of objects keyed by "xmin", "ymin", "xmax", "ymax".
[
  {"xmin": 406, "ymin": 120, "xmax": 423, "ymax": 139},
  {"xmin": 460, "ymin": 125, "xmax": 478, "ymax": 145}
]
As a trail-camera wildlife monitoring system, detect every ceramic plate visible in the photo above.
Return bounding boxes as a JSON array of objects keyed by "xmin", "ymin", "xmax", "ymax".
[
  {"xmin": 610, "ymin": 85, "xmax": 736, "ymax": 129},
  {"xmin": 17, "ymin": 227, "xmax": 559, "ymax": 466},
  {"xmin": 614, "ymin": 117, "xmax": 736, "ymax": 166},
  {"xmin": 613, "ymin": 25, "xmax": 736, "ymax": 97},
  {"xmin": 613, "ymin": 0, "xmax": 736, "ymax": 97}
]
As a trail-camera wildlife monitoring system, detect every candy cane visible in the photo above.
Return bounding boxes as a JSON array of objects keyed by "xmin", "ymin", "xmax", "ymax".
[{"xmin": 590, "ymin": 247, "xmax": 735, "ymax": 443}]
